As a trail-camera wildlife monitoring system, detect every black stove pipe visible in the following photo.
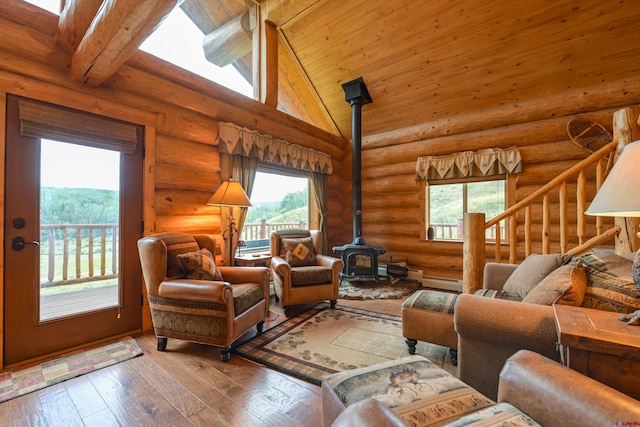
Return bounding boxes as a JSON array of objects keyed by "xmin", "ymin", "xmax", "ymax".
[{"xmin": 342, "ymin": 77, "xmax": 372, "ymax": 245}]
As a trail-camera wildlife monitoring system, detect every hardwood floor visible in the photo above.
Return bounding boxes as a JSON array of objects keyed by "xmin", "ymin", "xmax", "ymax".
[{"xmin": 0, "ymin": 297, "xmax": 407, "ymax": 427}]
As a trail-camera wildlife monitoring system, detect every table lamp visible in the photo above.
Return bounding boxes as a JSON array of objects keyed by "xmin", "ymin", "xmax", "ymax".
[
  {"xmin": 586, "ymin": 140, "xmax": 640, "ymax": 325},
  {"xmin": 207, "ymin": 180, "xmax": 252, "ymax": 266}
]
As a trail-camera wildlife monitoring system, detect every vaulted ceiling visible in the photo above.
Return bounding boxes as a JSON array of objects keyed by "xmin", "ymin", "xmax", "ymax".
[
  {"xmin": 51, "ymin": 0, "xmax": 640, "ymax": 143},
  {"xmin": 183, "ymin": 0, "xmax": 640, "ymax": 143}
]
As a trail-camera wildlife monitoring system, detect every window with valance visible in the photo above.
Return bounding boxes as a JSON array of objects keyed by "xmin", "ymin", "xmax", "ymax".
[
  {"xmin": 415, "ymin": 146, "xmax": 522, "ymax": 182},
  {"xmin": 415, "ymin": 147, "xmax": 522, "ymax": 241},
  {"xmin": 218, "ymin": 122, "xmax": 333, "ymax": 175},
  {"xmin": 216, "ymin": 122, "xmax": 333, "ymax": 263}
]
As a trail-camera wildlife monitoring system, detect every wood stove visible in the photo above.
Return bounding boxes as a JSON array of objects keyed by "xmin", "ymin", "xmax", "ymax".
[{"xmin": 333, "ymin": 77, "xmax": 386, "ymax": 282}]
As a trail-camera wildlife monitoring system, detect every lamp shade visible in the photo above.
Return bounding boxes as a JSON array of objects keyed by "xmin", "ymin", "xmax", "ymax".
[
  {"xmin": 586, "ymin": 140, "xmax": 640, "ymax": 217},
  {"xmin": 207, "ymin": 181, "xmax": 252, "ymax": 207}
]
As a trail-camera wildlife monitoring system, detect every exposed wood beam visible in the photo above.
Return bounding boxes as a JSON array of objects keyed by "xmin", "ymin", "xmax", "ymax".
[
  {"xmin": 264, "ymin": 0, "xmax": 324, "ymax": 27},
  {"xmin": 57, "ymin": 0, "xmax": 103, "ymax": 53},
  {"xmin": 259, "ymin": 19, "xmax": 278, "ymax": 106},
  {"xmin": 69, "ymin": 0, "xmax": 178, "ymax": 87},
  {"xmin": 202, "ymin": 8, "xmax": 256, "ymax": 68}
]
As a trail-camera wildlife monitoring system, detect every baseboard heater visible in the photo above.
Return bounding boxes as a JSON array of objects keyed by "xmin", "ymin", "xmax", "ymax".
[{"xmin": 378, "ymin": 265, "xmax": 463, "ymax": 292}]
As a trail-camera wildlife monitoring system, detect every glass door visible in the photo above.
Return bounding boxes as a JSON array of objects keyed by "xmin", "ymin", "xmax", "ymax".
[{"xmin": 4, "ymin": 95, "xmax": 142, "ymax": 366}]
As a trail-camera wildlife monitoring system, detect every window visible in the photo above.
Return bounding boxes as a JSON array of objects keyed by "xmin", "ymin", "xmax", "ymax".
[
  {"xmin": 427, "ymin": 178, "xmax": 506, "ymax": 241},
  {"xmin": 240, "ymin": 170, "xmax": 311, "ymax": 252},
  {"xmin": 140, "ymin": 6, "xmax": 253, "ymax": 98},
  {"xmin": 23, "ymin": 0, "xmax": 253, "ymax": 98}
]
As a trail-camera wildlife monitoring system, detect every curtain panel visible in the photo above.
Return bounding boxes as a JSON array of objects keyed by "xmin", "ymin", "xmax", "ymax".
[
  {"xmin": 218, "ymin": 122, "xmax": 333, "ymax": 175},
  {"xmin": 415, "ymin": 146, "xmax": 522, "ymax": 181}
]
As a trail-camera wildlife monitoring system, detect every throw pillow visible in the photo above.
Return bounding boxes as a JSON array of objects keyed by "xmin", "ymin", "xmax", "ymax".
[
  {"xmin": 282, "ymin": 237, "xmax": 316, "ymax": 267},
  {"xmin": 503, "ymin": 253, "xmax": 572, "ymax": 298},
  {"xmin": 176, "ymin": 248, "xmax": 223, "ymax": 281},
  {"xmin": 522, "ymin": 261, "xmax": 587, "ymax": 306}
]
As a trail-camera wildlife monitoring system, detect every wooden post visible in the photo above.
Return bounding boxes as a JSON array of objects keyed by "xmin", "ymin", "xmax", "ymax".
[
  {"xmin": 612, "ymin": 106, "xmax": 640, "ymax": 254},
  {"xmin": 463, "ymin": 212, "xmax": 485, "ymax": 294}
]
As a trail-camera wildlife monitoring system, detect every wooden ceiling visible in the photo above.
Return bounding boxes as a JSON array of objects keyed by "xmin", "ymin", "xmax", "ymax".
[{"xmin": 49, "ymin": 0, "xmax": 640, "ymax": 142}]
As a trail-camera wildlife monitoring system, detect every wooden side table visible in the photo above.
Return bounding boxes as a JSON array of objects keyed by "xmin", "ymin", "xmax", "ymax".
[
  {"xmin": 234, "ymin": 253, "xmax": 271, "ymax": 268},
  {"xmin": 553, "ymin": 304, "xmax": 640, "ymax": 400}
]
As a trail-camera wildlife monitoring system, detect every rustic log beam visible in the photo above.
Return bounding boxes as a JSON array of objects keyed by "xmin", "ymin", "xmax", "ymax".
[
  {"xmin": 57, "ymin": 0, "xmax": 103, "ymax": 53},
  {"xmin": 259, "ymin": 19, "xmax": 278, "ymax": 107},
  {"xmin": 264, "ymin": 0, "xmax": 323, "ymax": 27},
  {"xmin": 363, "ymin": 78, "xmax": 640, "ymax": 149},
  {"xmin": 463, "ymin": 212, "xmax": 485, "ymax": 294},
  {"xmin": 69, "ymin": 0, "xmax": 178, "ymax": 87},
  {"xmin": 202, "ymin": 9, "xmax": 256, "ymax": 68}
]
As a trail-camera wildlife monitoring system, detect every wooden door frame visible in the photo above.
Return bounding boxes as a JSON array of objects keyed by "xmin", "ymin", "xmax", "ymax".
[{"xmin": 0, "ymin": 71, "xmax": 157, "ymax": 369}]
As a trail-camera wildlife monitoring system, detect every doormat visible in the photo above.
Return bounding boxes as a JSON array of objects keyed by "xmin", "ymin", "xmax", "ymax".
[
  {"xmin": 0, "ymin": 336, "xmax": 143, "ymax": 403},
  {"xmin": 235, "ymin": 303, "xmax": 456, "ymax": 385},
  {"xmin": 339, "ymin": 278, "xmax": 420, "ymax": 300}
]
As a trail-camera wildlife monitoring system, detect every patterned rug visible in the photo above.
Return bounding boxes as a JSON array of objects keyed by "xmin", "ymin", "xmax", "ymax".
[
  {"xmin": 235, "ymin": 303, "xmax": 456, "ymax": 384},
  {"xmin": 339, "ymin": 278, "xmax": 420, "ymax": 300},
  {"xmin": 0, "ymin": 336, "xmax": 143, "ymax": 402}
]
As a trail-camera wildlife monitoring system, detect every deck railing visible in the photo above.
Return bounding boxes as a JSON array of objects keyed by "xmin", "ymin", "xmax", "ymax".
[
  {"xmin": 40, "ymin": 221, "xmax": 306, "ymax": 288},
  {"xmin": 40, "ymin": 223, "xmax": 119, "ymax": 288},
  {"xmin": 431, "ymin": 222, "xmax": 505, "ymax": 240},
  {"xmin": 240, "ymin": 220, "xmax": 307, "ymax": 241}
]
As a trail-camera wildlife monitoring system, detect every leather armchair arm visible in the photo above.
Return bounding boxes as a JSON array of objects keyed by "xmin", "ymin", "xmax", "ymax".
[
  {"xmin": 218, "ymin": 266, "xmax": 269, "ymax": 286},
  {"xmin": 158, "ymin": 279, "xmax": 232, "ymax": 304},
  {"xmin": 482, "ymin": 262, "xmax": 517, "ymax": 290},
  {"xmin": 316, "ymin": 254, "xmax": 344, "ymax": 272},
  {"xmin": 271, "ymin": 256, "xmax": 291, "ymax": 276},
  {"xmin": 454, "ymin": 294, "xmax": 558, "ymax": 358},
  {"xmin": 500, "ymin": 350, "xmax": 640, "ymax": 427}
]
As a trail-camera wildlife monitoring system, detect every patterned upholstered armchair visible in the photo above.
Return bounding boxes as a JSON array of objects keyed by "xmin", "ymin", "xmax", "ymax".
[
  {"xmin": 270, "ymin": 229, "xmax": 343, "ymax": 316},
  {"xmin": 137, "ymin": 232, "xmax": 269, "ymax": 361}
]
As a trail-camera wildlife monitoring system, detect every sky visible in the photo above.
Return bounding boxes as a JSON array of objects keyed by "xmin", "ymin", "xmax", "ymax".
[
  {"xmin": 41, "ymin": 140, "xmax": 120, "ymax": 190},
  {"xmin": 250, "ymin": 172, "xmax": 308, "ymax": 204}
]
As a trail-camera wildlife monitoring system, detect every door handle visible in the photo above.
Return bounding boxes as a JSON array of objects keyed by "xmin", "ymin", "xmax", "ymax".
[{"xmin": 12, "ymin": 236, "xmax": 40, "ymax": 251}]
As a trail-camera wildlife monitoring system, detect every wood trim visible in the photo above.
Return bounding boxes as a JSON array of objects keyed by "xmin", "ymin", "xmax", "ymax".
[{"xmin": 0, "ymin": 90, "xmax": 6, "ymax": 369}]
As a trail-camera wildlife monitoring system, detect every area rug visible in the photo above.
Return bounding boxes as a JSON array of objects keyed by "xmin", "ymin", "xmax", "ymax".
[
  {"xmin": 339, "ymin": 278, "xmax": 420, "ymax": 300},
  {"xmin": 235, "ymin": 303, "xmax": 455, "ymax": 385},
  {"xmin": 0, "ymin": 336, "xmax": 143, "ymax": 402}
]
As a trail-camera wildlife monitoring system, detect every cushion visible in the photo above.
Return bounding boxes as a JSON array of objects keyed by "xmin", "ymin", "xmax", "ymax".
[
  {"xmin": 282, "ymin": 237, "xmax": 316, "ymax": 267},
  {"xmin": 232, "ymin": 283, "xmax": 264, "ymax": 315},
  {"xmin": 402, "ymin": 289, "xmax": 459, "ymax": 314},
  {"xmin": 290, "ymin": 265, "xmax": 332, "ymax": 286},
  {"xmin": 503, "ymin": 253, "xmax": 572, "ymax": 298},
  {"xmin": 522, "ymin": 261, "xmax": 587, "ymax": 306},
  {"xmin": 323, "ymin": 355, "xmax": 494, "ymax": 425},
  {"xmin": 571, "ymin": 252, "xmax": 640, "ymax": 313},
  {"xmin": 176, "ymin": 248, "xmax": 223, "ymax": 281},
  {"xmin": 161, "ymin": 233, "xmax": 201, "ymax": 278},
  {"xmin": 473, "ymin": 288, "xmax": 522, "ymax": 302}
]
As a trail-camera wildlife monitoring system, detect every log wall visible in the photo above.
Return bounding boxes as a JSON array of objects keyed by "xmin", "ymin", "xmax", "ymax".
[
  {"xmin": 359, "ymin": 82, "xmax": 640, "ymax": 279},
  {"xmin": 0, "ymin": 4, "xmax": 348, "ymax": 346}
]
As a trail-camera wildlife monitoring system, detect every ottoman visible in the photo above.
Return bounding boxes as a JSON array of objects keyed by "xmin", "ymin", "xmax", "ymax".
[
  {"xmin": 321, "ymin": 355, "xmax": 530, "ymax": 427},
  {"xmin": 401, "ymin": 290, "xmax": 458, "ymax": 365}
]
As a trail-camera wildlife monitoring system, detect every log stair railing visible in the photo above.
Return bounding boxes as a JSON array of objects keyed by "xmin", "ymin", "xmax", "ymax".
[{"xmin": 463, "ymin": 139, "xmax": 621, "ymax": 293}]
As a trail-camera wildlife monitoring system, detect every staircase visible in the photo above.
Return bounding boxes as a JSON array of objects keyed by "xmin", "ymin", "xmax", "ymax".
[{"xmin": 462, "ymin": 139, "xmax": 621, "ymax": 293}]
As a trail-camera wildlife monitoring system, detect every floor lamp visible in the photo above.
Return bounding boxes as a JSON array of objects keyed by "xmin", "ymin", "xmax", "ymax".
[
  {"xmin": 586, "ymin": 140, "xmax": 640, "ymax": 324},
  {"xmin": 207, "ymin": 180, "xmax": 252, "ymax": 266}
]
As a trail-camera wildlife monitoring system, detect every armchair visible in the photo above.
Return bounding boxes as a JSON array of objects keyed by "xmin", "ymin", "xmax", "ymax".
[
  {"xmin": 137, "ymin": 232, "xmax": 269, "ymax": 361},
  {"xmin": 270, "ymin": 229, "xmax": 344, "ymax": 316}
]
